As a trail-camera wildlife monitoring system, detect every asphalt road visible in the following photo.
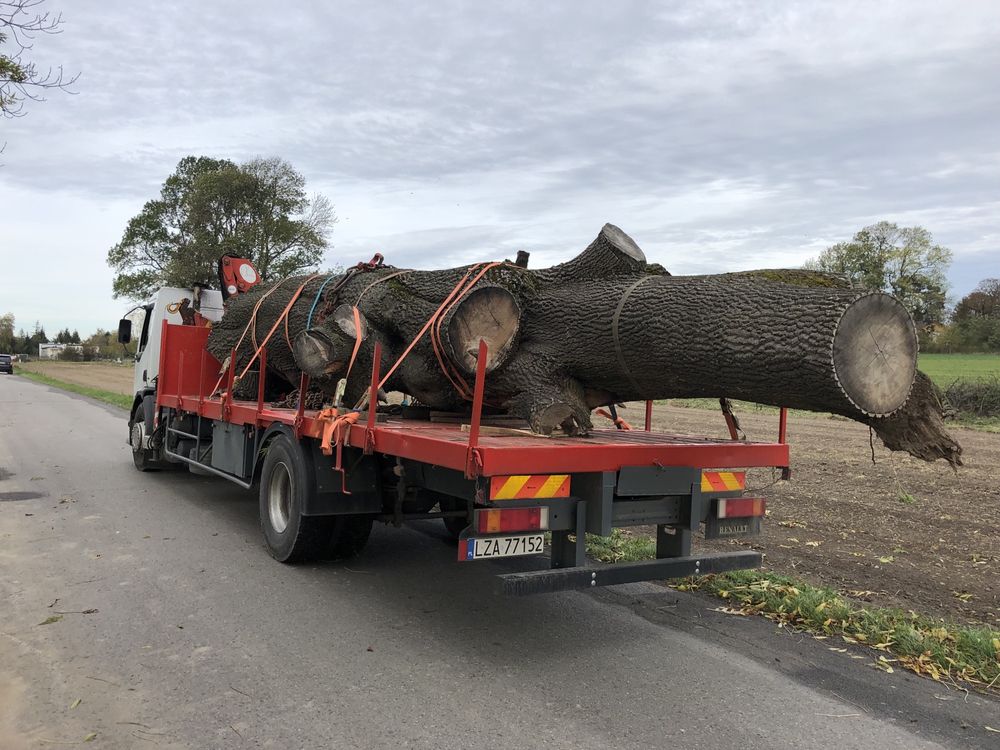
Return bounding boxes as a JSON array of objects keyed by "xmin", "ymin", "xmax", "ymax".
[{"xmin": 1, "ymin": 375, "xmax": 998, "ymax": 749}]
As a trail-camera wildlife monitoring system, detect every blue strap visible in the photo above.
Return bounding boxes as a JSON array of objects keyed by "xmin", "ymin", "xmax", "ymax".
[{"xmin": 305, "ymin": 274, "xmax": 340, "ymax": 329}]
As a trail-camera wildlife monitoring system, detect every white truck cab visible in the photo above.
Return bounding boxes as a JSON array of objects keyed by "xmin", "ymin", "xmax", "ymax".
[{"xmin": 119, "ymin": 286, "xmax": 225, "ymax": 412}]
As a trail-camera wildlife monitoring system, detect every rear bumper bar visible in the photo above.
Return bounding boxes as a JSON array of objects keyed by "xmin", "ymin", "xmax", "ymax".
[{"xmin": 497, "ymin": 550, "xmax": 761, "ymax": 596}]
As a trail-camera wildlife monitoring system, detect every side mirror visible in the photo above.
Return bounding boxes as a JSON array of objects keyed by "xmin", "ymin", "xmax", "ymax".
[{"xmin": 117, "ymin": 318, "xmax": 132, "ymax": 344}]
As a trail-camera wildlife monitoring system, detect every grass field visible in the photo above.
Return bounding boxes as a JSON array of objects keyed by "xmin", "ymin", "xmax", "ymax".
[
  {"xmin": 15, "ymin": 360, "xmax": 134, "ymax": 396},
  {"xmin": 918, "ymin": 353, "xmax": 1000, "ymax": 384},
  {"xmin": 14, "ymin": 361, "xmax": 134, "ymax": 412}
]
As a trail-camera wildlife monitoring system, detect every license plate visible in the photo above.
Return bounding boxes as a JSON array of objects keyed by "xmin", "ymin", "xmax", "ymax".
[{"xmin": 462, "ymin": 534, "xmax": 545, "ymax": 561}]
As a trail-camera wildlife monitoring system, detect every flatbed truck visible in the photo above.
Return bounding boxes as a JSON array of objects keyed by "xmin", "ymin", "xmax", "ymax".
[{"xmin": 119, "ymin": 285, "xmax": 789, "ymax": 595}]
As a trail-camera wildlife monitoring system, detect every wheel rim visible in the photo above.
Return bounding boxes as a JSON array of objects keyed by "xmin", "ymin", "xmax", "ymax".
[
  {"xmin": 268, "ymin": 461, "xmax": 293, "ymax": 534},
  {"xmin": 130, "ymin": 421, "xmax": 144, "ymax": 453}
]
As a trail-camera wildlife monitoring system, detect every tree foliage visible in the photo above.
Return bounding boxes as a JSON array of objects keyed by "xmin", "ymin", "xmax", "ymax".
[
  {"xmin": 0, "ymin": 0, "xmax": 78, "ymax": 118},
  {"xmin": 53, "ymin": 327, "xmax": 79, "ymax": 343},
  {"xmin": 2, "ymin": 317, "xmax": 48, "ymax": 355},
  {"xmin": 107, "ymin": 156, "xmax": 335, "ymax": 300},
  {"xmin": 806, "ymin": 222, "xmax": 952, "ymax": 325},
  {"xmin": 940, "ymin": 278, "xmax": 1000, "ymax": 352},
  {"xmin": 0, "ymin": 312, "xmax": 14, "ymax": 352}
]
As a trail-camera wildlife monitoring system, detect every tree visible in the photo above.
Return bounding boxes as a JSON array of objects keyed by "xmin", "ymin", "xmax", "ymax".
[
  {"xmin": 1, "ymin": 0, "xmax": 78, "ymax": 118},
  {"xmin": 82, "ymin": 328, "xmax": 120, "ymax": 359},
  {"xmin": 806, "ymin": 222, "xmax": 952, "ymax": 325},
  {"xmin": 949, "ymin": 278, "xmax": 1000, "ymax": 351},
  {"xmin": 0, "ymin": 312, "xmax": 14, "ymax": 352},
  {"xmin": 953, "ymin": 278, "xmax": 1000, "ymax": 322},
  {"xmin": 107, "ymin": 156, "xmax": 334, "ymax": 300}
]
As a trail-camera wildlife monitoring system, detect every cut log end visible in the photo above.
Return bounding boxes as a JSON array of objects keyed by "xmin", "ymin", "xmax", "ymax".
[
  {"xmin": 445, "ymin": 286, "xmax": 520, "ymax": 374},
  {"xmin": 832, "ymin": 293, "xmax": 917, "ymax": 417},
  {"xmin": 292, "ymin": 305, "xmax": 369, "ymax": 378},
  {"xmin": 293, "ymin": 329, "xmax": 342, "ymax": 377},
  {"xmin": 600, "ymin": 223, "xmax": 646, "ymax": 263}
]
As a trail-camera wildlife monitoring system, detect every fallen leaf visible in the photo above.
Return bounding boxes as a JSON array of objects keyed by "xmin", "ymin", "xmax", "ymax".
[
  {"xmin": 70, "ymin": 698, "xmax": 82, "ymax": 709},
  {"xmin": 711, "ymin": 607, "xmax": 749, "ymax": 616},
  {"xmin": 38, "ymin": 615, "xmax": 63, "ymax": 626},
  {"xmin": 84, "ymin": 733, "xmax": 97, "ymax": 742},
  {"xmin": 985, "ymin": 726, "xmax": 1000, "ymax": 734},
  {"xmin": 805, "ymin": 541, "xmax": 821, "ymax": 547},
  {"xmin": 878, "ymin": 556, "xmax": 895, "ymax": 564}
]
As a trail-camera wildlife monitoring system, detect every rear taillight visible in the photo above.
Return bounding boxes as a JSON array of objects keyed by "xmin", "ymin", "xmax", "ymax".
[
  {"xmin": 717, "ymin": 497, "xmax": 766, "ymax": 519},
  {"xmin": 475, "ymin": 507, "xmax": 549, "ymax": 534}
]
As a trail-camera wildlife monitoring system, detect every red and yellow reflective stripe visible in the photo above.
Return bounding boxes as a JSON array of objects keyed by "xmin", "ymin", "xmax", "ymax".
[
  {"xmin": 489, "ymin": 474, "xmax": 571, "ymax": 500},
  {"xmin": 701, "ymin": 470, "xmax": 746, "ymax": 493}
]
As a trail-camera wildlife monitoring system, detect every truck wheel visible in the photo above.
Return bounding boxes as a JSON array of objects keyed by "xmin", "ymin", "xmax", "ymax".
[
  {"xmin": 130, "ymin": 408, "xmax": 158, "ymax": 472},
  {"xmin": 259, "ymin": 434, "xmax": 332, "ymax": 563},
  {"xmin": 326, "ymin": 516, "xmax": 374, "ymax": 559},
  {"xmin": 437, "ymin": 494, "xmax": 469, "ymax": 539},
  {"xmin": 443, "ymin": 515, "xmax": 469, "ymax": 539}
]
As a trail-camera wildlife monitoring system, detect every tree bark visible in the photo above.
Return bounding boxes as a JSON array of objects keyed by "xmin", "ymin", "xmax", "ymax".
[{"xmin": 205, "ymin": 224, "xmax": 960, "ymax": 464}]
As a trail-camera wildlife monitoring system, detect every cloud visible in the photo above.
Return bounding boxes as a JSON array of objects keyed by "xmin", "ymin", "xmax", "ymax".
[{"xmin": 1, "ymin": 0, "xmax": 998, "ymax": 333}]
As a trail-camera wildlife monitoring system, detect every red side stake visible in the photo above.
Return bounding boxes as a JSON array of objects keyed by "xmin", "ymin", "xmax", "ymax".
[{"xmin": 465, "ymin": 339, "xmax": 488, "ymax": 479}]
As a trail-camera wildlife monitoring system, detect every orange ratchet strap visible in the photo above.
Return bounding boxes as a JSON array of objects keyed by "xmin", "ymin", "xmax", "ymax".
[
  {"xmin": 595, "ymin": 408, "xmax": 632, "ymax": 430},
  {"xmin": 235, "ymin": 274, "xmax": 321, "ymax": 383}
]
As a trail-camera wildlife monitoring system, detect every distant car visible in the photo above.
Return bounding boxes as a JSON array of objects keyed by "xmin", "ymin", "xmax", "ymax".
[{"xmin": 0, "ymin": 354, "xmax": 12, "ymax": 374}]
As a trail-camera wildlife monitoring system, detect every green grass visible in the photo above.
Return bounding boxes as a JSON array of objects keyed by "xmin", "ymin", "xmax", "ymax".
[
  {"xmin": 681, "ymin": 570, "xmax": 1000, "ymax": 690},
  {"xmin": 15, "ymin": 368, "xmax": 132, "ymax": 411},
  {"xmin": 585, "ymin": 529, "xmax": 656, "ymax": 563},
  {"xmin": 918, "ymin": 353, "xmax": 1000, "ymax": 385},
  {"xmin": 583, "ymin": 532, "xmax": 1000, "ymax": 690}
]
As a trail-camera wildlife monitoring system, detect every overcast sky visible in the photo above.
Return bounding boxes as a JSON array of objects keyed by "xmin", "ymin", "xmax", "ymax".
[{"xmin": 2, "ymin": 0, "xmax": 998, "ymax": 336}]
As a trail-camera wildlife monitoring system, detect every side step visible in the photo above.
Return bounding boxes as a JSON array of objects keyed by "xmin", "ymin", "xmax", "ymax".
[{"xmin": 497, "ymin": 551, "xmax": 761, "ymax": 596}]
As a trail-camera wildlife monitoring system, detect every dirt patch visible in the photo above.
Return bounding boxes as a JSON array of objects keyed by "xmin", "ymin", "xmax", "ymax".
[
  {"xmin": 634, "ymin": 402, "xmax": 1000, "ymax": 627},
  {"xmin": 16, "ymin": 361, "xmax": 133, "ymax": 396}
]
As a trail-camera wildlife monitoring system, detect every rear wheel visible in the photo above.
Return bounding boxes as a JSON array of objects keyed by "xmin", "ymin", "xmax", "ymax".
[
  {"xmin": 326, "ymin": 516, "xmax": 374, "ymax": 559},
  {"xmin": 259, "ymin": 434, "xmax": 332, "ymax": 563},
  {"xmin": 436, "ymin": 493, "xmax": 469, "ymax": 539}
]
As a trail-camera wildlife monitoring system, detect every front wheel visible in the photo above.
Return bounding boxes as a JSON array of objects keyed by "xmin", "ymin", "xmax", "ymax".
[
  {"xmin": 259, "ymin": 434, "xmax": 333, "ymax": 563},
  {"xmin": 130, "ymin": 408, "xmax": 159, "ymax": 472}
]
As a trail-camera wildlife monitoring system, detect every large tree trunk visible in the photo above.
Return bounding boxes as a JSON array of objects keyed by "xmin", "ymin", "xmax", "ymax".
[{"xmin": 207, "ymin": 224, "xmax": 961, "ymax": 465}]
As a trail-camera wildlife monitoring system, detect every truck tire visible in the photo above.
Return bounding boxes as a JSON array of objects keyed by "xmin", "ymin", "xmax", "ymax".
[
  {"xmin": 326, "ymin": 516, "xmax": 374, "ymax": 559},
  {"xmin": 436, "ymin": 493, "xmax": 469, "ymax": 540},
  {"xmin": 259, "ymin": 434, "xmax": 332, "ymax": 563},
  {"xmin": 130, "ymin": 407, "xmax": 159, "ymax": 472}
]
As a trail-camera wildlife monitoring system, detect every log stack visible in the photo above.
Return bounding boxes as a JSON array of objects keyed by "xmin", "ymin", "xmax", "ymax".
[{"xmin": 206, "ymin": 224, "xmax": 961, "ymax": 465}]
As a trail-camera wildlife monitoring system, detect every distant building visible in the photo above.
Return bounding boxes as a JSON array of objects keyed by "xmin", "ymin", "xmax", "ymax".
[{"xmin": 38, "ymin": 343, "xmax": 84, "ymax": 359}]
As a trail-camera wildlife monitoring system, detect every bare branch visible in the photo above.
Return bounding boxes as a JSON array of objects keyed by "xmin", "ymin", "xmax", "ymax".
[{"xmin": 1, "ymin": 0, "xmax": 79, "ymax": 117}]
